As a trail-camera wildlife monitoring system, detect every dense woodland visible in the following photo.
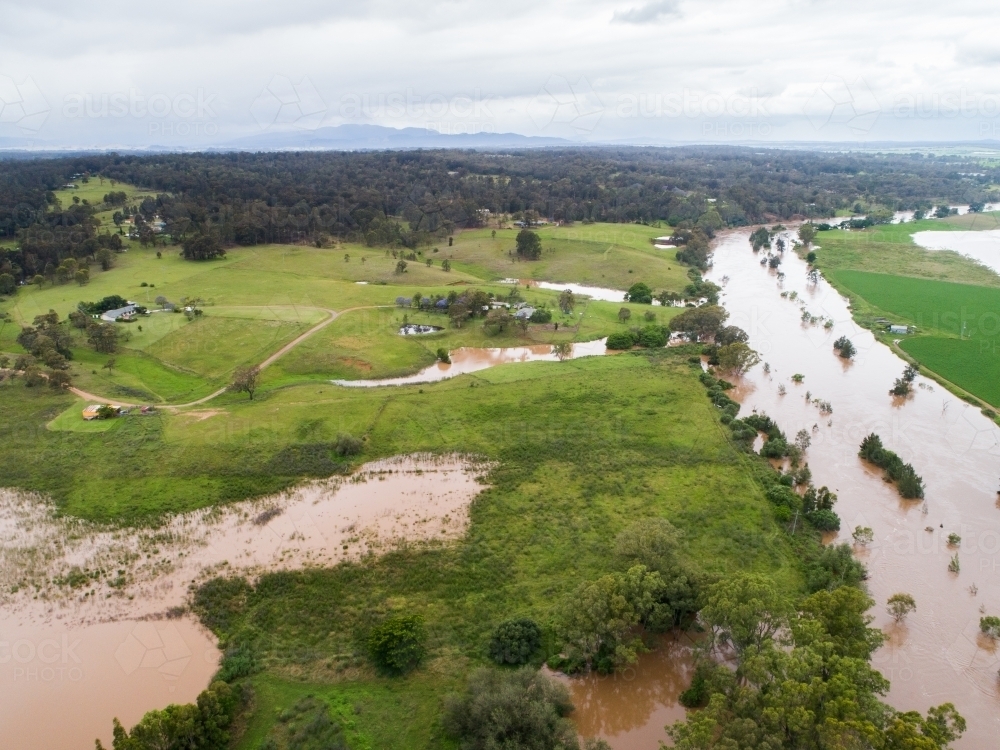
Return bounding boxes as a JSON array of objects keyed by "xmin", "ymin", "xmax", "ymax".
[{"xmin": 1, "ymin": 147, "xmax": 999, "ymax": 284}]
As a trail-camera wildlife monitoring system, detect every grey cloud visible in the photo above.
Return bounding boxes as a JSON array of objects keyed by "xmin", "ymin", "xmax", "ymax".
[{"xmin": 611, "ymin": 0, "xmax": 679, "ymax": 23}]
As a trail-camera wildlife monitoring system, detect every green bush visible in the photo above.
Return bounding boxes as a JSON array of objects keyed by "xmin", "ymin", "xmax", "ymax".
[
  {"xmin": 489, "ymin": 618, "xmax": 542, "ymax": 665},
  {"xmin": 637, "ymin": 325, "xmax": 667, "ymax": 348},
  {"xmin": 806, "ymin": 508, "xmax": 841, "ymax": 532},
  {"xmin": 333, "ymin": 433, "xmax": 363, "ymax": 457},
  {"xmin": 605, "ymin": 331, "xmax": 636, "ymax": 350},
  {"xmin": 529, "ymin": 308, "xmax": 552, "ymax": 323},
  {"xmin": 367, "ymin": 614, "xmax": 426, "ymax": 674},
  {"xmin": 443, "ymin": 668, "xmax": 579, "ymax": 750},
  {"xmin": 260, "ymin": 696, "xmax": 347, "ymax": 750}
]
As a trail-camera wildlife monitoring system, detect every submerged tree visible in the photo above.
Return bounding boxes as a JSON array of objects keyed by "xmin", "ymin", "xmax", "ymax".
[
  {"xmin": 833, "ymin": 335, "xmax": 856, "ymax": 359},
  {"xmin": 887, "ymin": 592, "xmax": 917, "ymax": 623}
]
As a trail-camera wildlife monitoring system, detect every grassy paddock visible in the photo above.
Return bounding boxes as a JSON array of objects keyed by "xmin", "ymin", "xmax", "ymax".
[
  {"xmin": 809, "ymin": 220, "xmax": 1000, "ymax": 288},
  {"xmin": 446, "ymin": 225, "xmax": 687, "ymax": 292},
  {"xmin": 185, "ymin": 350, "xmax": 808, "ymax": 749}
]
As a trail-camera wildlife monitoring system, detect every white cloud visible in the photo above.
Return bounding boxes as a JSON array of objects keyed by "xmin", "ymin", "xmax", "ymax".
[
  {"xmin": 612, "ymin": 0, "xmax": 680, "ymax": 24},
  {"xmin": 1, "ymin": 0, "xmax": 998, "ymax": 147}
]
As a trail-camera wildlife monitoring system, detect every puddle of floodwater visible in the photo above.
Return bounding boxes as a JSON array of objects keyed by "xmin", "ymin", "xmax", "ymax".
[
  {"xmin": 399, "ymin": 324, "xmax": 444, "ymax": 335},
  {"xmin": 500, "ymin": 279, "xmax": 692, "ymax": 306},
  {"xmin": 0, "ymin": 455, "xmax": 487, "ymax": 750},
  {"xmin": 707, "ymin": 230, "xmax": 1000, "ymax": 746},
  {"xmin": 332, "ymin": 340, "xmax": 607, "ymax": 387},
  {"xmin": 549, "ymin": 633, "xmax": 696, "ymax": 749},
  {"xmin": 912, "ymin": 229, "xmax": 1000, "ymax": 277},
  {"xmin": 0, "ymin": 455, "xmax": 487, "ymax": 624}
]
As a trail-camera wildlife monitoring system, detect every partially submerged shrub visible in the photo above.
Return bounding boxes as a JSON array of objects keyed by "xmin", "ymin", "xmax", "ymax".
[{"xmin": 980, "ymin": 616, "xmax": 1000, "ymax": 639}]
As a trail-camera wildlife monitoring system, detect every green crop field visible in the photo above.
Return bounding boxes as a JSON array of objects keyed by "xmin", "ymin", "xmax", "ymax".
[
  {"xmin": 806, "ymin": 220, "xmax": 1000, "ymax": 408},
  {"xmin": 898, "ymin": 336, "xmax": 1000, "ymax": 407},
  {"xmin": 830, "ymin": 270, "xmax": 1000, "ymax": 336},
  {"xmin": 810, "ymin": 217, "xmax": 1000, "ymax": 288}
]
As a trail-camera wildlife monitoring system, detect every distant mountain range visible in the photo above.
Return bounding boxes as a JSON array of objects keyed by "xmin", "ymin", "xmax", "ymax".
[{"xmin": 218, "ymin": 124, "xmax": 572, "ymax": 151}]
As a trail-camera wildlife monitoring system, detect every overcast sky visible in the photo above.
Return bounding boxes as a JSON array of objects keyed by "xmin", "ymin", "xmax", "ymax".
[{"xmin": 1, "ymin": 0, "xmax": 999, "ymax": 148}]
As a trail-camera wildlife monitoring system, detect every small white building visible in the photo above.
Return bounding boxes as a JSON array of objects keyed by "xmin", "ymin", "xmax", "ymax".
[{"xmin": 889, "ymin": 324, "xmax": 909, "ymax": 334}]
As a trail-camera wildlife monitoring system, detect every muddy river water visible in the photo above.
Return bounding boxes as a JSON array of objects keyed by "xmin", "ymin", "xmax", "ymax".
[
  {"xmin": 333, "ymin": 339, "xmax": 607, "ymax": 386},
  {"xmin": 706, "ymin": 229, "xmax": 1000, "ymax": 747},
  {"xmin": 555, "ymin": 228, "xmax": 1000, "ymax": 748}
]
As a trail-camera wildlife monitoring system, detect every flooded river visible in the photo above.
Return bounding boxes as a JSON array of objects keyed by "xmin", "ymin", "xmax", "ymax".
[{"xmin": 707, "ymin": 229, "xmax": 1000, "ymax": 747}]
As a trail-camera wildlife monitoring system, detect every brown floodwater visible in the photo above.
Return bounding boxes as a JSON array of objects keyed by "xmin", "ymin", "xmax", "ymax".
[
  {"xmin": 706, "ymin": 229, "xmax": 1000, "ymax": 746},
  {"xmin": 548, "ymin": 634, "xmax": 697, "ymax": 749},
  {"xmin": 332, "ymin": 340, "xmax": 607, "ymax": 387},
  {"xmin": 0, "ymin": 455, "xmax": 487, "ymax": 749},
  {"xmin": 912, "ymin": 229, "xmax": 1000, "ymax": 276},
  {"xmin": 0, "ymin": 614, "xmax": 219, "ymax": 749}
]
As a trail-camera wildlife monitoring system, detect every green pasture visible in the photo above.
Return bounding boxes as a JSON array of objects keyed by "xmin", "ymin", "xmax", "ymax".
[
  {"xmin": 809, "ymin": 218, "xmax": 1000, "ymax": 288},
  {"xmin": 235, "ymin": 674, "xmax": 454, "ymax": 750},
  {"xmin": 447, "ymin": 224, "xmax": 688, "ymax": 292},
  {"xmin": 3, "ymin": 232, "xmax": 680, "ymax": 403},
  {"xmin": 194, "ymin": 351, "xmax": 805, "ymax": 749}
]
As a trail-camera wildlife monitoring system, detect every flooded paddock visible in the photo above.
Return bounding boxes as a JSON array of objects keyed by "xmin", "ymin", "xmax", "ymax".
[
  {"xmin": 332, "ymin": 340, "xmax": 607, "ymax": 387},
  {"xmin": 0, "ymin": 455, "xmax": 488, "ymax": 749}
]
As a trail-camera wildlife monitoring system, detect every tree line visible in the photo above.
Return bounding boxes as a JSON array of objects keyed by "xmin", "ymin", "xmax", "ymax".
[{"xmin": 3, "ymin": 147, "xmax": 999, "ymax": 287}]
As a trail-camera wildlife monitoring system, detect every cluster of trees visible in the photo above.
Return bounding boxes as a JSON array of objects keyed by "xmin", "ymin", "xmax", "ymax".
[
  {"xmin": 668, "ymin": 576, "xmax": 966, "ymax": 750},
  {"xmin": 16, "ymin": 310, "xmax": 73, "ymax": 369},
  {"xmin": 672, "ymin": 227, "xmax": 712, "ymax": 269},
  {"xmin": 4, "ymin": 148, "xmax": 998, "ymax": 278},
  {"xmin": 859, "ymin": 433, "xmax": 925, "ymax": 498},
  {"xmin": 96, "ymin": 680, "xmax": 242, "ymax": 750}
]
